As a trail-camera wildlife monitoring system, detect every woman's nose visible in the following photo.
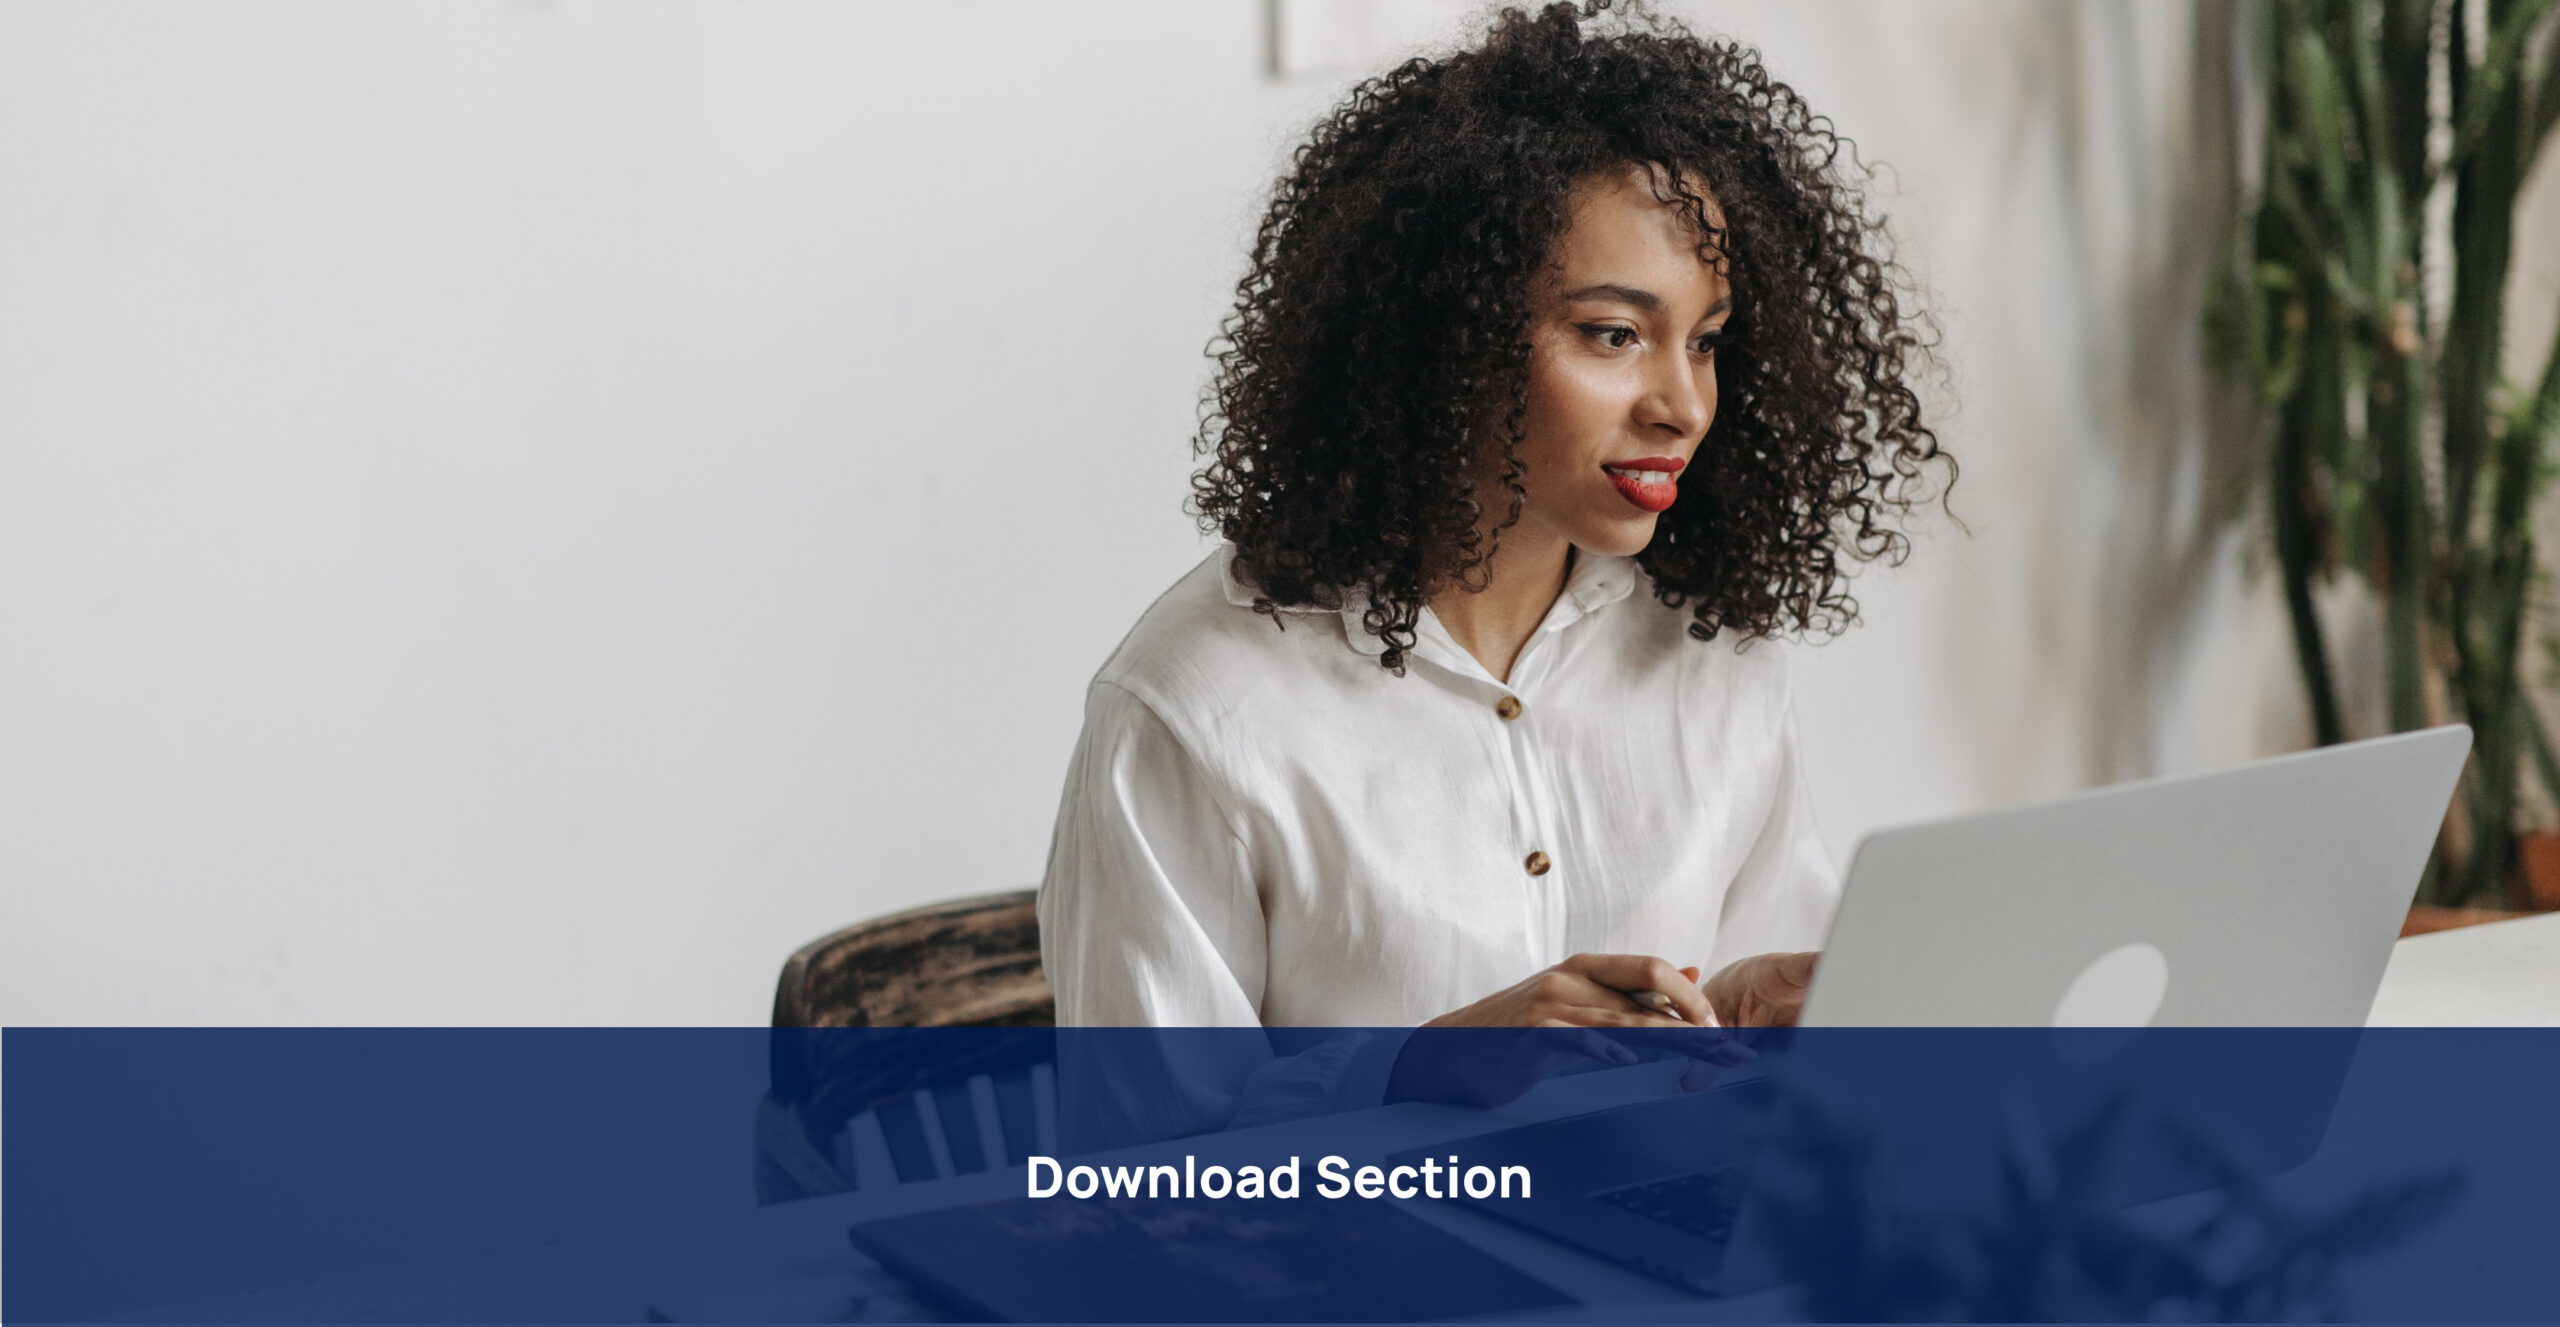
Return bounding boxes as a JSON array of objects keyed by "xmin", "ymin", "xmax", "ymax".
[{"xmin": 1636, "ymin": 352, "xmax": 1712, "ymax": 439}]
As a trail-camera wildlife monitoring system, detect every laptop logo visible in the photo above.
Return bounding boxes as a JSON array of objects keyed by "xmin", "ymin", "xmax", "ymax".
[{"xmin": 2050, "ymin": 942, "xmax": 2169, "ymax": 1063}]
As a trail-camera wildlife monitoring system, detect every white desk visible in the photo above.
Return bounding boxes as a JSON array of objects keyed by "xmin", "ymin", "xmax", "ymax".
[
  {"xmin": 150, "ymin": 917, "xmax": 2557, "ymax": 1323},
  {"xmin": 2365, "ymin": 911, "xmax": 2560, "ymax": 1026}
]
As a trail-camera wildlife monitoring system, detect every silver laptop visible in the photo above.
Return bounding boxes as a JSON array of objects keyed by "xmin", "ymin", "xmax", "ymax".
[
  {"xmin": 1801, "ymin": 724, "xmax": 2472, "ymax": 1028},
  {"xmin": 1390, "ymin": 725, "xmax": 2474, "ymax": 1294}
]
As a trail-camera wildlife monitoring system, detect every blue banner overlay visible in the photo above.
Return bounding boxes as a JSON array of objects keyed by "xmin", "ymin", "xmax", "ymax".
[{"xmin": 7, "ymin": 1028, "xmax": 2557, "ymax": 1322}]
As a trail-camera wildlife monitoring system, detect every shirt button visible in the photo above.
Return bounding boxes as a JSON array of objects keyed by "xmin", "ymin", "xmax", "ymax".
[
  {"xmin": 1495, "ymin": 695, "xmax": 1523, "ymax": 721},
  {"xmin": 1524, "ymin": 850, "xmax": 1552, "ymax": 876}
]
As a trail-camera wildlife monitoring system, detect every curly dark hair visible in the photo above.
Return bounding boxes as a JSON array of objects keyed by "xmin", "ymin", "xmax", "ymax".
[{"xmin": 1189, "ymin": 0, "xmax": 1951, "ymax": 673}]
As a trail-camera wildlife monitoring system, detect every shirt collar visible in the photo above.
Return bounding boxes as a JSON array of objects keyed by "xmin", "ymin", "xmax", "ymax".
[{"xmin": 1218, "ymin": 544, "xmax": 1639, "ymax": 659}]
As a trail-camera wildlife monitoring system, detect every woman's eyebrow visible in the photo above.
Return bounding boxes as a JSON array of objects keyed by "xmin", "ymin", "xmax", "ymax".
[
  {"xmin": 1560, "ymin": 285, "xmax": 1735, "ymax": 319},
  {"xmin": 1562, "ymin": 283, "xmax": 1662, "ymax": 310}
]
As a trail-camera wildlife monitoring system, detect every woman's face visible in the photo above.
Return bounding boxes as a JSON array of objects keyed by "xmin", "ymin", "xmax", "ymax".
[{"xmin": 1499, "ymin": 165, "xmax": 1732, "ymax": 560}]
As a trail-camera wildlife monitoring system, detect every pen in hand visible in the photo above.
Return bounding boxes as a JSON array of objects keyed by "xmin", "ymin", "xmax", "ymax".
[
  {"xmin": 1620, "ymin": 974, "xmax": 1715, "ymax": 1025},
  {"xmin": 1618, "ymin": 976, "xmax": 1753, "ymax": 1085},
  {"xmin": 1619, "ymin": 964, "xmax": 1726, "ymax": 1028},
  {"xmin": 1624, "ymin": 987, "xmax": 1684, "ymax": 1019}
]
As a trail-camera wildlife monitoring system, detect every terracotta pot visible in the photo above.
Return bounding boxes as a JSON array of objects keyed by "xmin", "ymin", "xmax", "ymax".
[
  {"xmin": 2517, "ymin": 832, "xmax": 2560, "ymax": 911},
  {"xmin": 2401, "ymin": 905, "xmax": 2532, "ymax": 937}
]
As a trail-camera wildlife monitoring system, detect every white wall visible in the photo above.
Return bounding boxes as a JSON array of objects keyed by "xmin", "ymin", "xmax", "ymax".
[{"xmin": 0, "ymin": 0, "xmax": 2300, "ymax": 1025}]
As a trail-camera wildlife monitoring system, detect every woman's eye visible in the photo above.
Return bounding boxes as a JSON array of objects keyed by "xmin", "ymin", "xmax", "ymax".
[
  {"xmin": 1580, "ymin": 324, "xmax": 1638, "ymax": 349},
  {"xmin": 1692, "ymin": 327, "xmax": 1732, "ymax": 355}
]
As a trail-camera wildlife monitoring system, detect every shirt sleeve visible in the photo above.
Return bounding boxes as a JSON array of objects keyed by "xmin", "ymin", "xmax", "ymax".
[
  {"xmin": 1036, "ymin": 679, "xmax": 1402, "ymax": 1150},
  {"xmin": 1703, "ymin": 654, "xmax": 1843, "ymax": 973}
]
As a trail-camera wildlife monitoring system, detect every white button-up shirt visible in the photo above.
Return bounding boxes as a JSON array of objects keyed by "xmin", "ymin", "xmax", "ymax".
[{"xmin": 1038, "ymin": 544, "xmax": 1841, "ymax": 1035}]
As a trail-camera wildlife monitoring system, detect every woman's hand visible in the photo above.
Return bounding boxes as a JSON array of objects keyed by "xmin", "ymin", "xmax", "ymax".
[
  {"xmin": 1385, "ymin": 953, "xmax": 1747, "ymax": 1107},
  {"xmin": 1426, "ymin": 952, "xmax": 1714, "ymax": 1028},
  {"xmin": 1701, "ymin": 950, "xmax": 1820, "ymax": 1027}
]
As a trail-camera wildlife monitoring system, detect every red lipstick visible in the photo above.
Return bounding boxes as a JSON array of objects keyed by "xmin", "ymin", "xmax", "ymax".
[{"xmin": 1603, "ymin": 457, "xmax": 1684, "ymax": 514}]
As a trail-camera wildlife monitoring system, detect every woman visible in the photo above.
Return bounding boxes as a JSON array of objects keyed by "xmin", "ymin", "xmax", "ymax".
[{"xmin": 1039, "ymin": 1, "xmax": 1948, "ymax": 1121}]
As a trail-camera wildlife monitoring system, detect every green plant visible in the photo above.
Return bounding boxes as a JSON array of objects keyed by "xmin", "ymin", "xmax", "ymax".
[{"xmin": 2211, "ymin": 0, "xmax": 2560, "ymax": 905}]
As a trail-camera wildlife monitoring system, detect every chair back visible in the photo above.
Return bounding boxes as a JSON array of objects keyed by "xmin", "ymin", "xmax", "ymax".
[
  {"xmin": 759, "ymin": 889, "xmax": 1056, "ymax": 1203},
  {"xmin": 771, "ymin": 888, "xmax": 1052, "ymax": 1030}
]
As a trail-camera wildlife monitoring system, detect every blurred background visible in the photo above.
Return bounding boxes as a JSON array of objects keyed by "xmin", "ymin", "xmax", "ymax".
[{"xmin": 4, "ymin": 0, "xmax": 2554, "ymax": 1025}]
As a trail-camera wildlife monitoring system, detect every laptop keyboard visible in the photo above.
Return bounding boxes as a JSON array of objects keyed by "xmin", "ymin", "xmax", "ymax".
[{"xmin": 1591, "ymin": 1162, "xmax": 1753, "ymax": 1241}]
